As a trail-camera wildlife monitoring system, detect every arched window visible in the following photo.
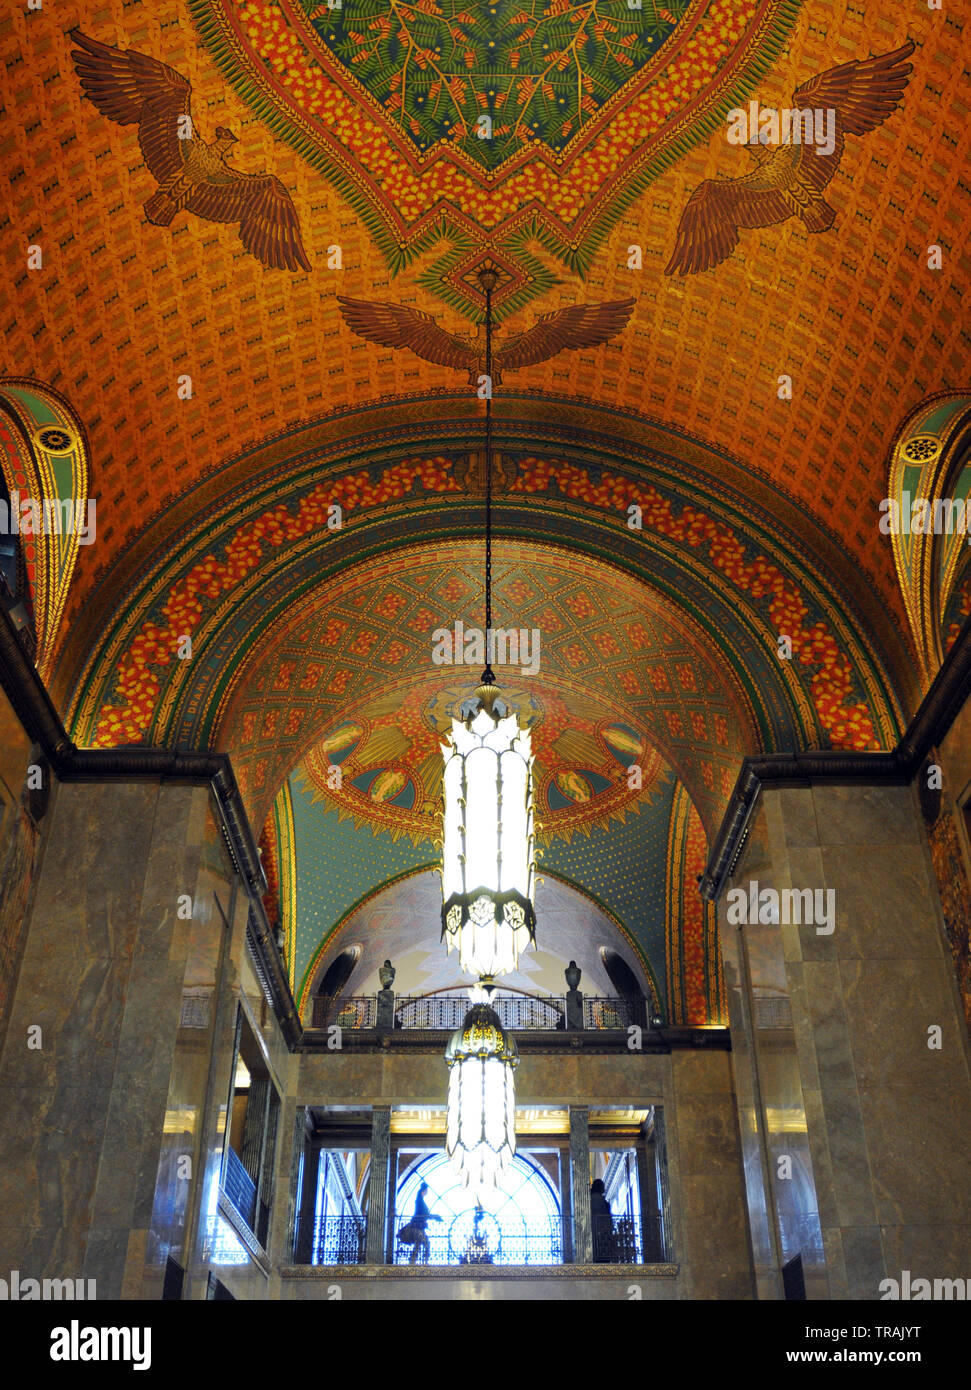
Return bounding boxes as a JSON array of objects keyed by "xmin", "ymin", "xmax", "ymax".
[
  {"xmin": 311, "ymin": 946, "xmax": 362, "ymax": 1027},
  {"xmin": 394, "ymin": 1150, "xmax": 561, "ymax": 1265}
]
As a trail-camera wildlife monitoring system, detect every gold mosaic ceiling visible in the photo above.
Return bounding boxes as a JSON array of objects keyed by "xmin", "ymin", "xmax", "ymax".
[{"xmin": 2, "ymin": 1, "xmax": 968, "ymax": 659}]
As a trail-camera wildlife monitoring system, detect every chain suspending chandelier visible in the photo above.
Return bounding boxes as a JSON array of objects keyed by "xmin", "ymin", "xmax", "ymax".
[{"xmin": 441, "ymin": 266, "xmax": 537, "ymax": 1190}]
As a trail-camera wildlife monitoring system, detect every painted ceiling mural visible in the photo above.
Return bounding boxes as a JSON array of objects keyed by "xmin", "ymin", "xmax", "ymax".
[
  {"xmin": 886, "ymin": 393, "xmax": 971, "ymax": 684},
  {"xmin": 191, "ymin": 0, "xmax": 802, "ymax": 317},
  {"xmin": 290, "ymin": 867, "xmax": 666, "ymax": 1020},
  {"xmin": 1, "ymin": 4, "xmax": 960, "ymax": 641},
  {"xmin": 273, "ymin": 738, "xmax": 724, "ymax": 1023},
  {"xmin": 65, "ymin": 430, "xmax": 905, "ymax": 828},
  {"xmin": 0, "ymin": 381, "xmax": 91, "ymax": 680},
  {"xmin": 217, "ymin": 538, "xmax": 756, "ymax": 833},
  {"xmin": 277, "ymin": 745, "xmax": 723, "ymax": 1023},
  {"xmin": 297, "ymin": 680, "xmax": 669, "ymax": 846}
]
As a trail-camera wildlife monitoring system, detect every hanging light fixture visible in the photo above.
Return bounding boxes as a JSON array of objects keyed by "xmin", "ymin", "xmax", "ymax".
[
  {"xmin": 445, "ymin": 981, "xmax": 519, "ymax": 1189},
  {"xmin": 439, "ymin": 265, "xmax": 537, "ymax": 980}
]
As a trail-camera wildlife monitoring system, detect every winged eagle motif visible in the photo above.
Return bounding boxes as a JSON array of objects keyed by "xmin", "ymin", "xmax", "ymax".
[
  {"xmin": 337, "ymin": 295, "xmax": 636, "ymax": 384},
  {"xmin": 666, "ymin": 42, "xmax": 915, "ymax": 276},
  {"xmin": 70, "ymin": 29, "xmax": 310, "ymax": 272}
]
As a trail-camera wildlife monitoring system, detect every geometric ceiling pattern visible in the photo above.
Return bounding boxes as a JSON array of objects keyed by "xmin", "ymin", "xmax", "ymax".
[
  {"xmin": 2, "ymin": 4, "xmax": 965, "ymax": 653},
  {"xmin": 63, "ymin": 422, "xmax": 908, "ymax": 821},
  {"xmin": 222, "ymin": 537, "xmax": 753, "ymax": 834},
  {"xmin": 67, "ymin": 490, "xmax": 905, "ymax": 838},
  {"xmin": 58, "ymin": 410, "xmax": 911, "ymax": 765}
]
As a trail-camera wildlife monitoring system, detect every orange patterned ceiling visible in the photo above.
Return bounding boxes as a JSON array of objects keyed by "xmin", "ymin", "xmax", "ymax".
[{"xmin": 1, "ymin": 1, "xmax": 968, "ymax": 680}]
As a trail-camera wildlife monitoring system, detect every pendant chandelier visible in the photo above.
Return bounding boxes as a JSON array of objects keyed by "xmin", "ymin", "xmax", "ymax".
[
  {"xmin": 440, "ymin": 265, "xmax": 536, "ymax": 1190},
  {"xmin": 439, "ymin": 264, "xmax": 537, "ymax": 981},
  {"xmin": 445, "ymin": 982, "xmax": 519, "ymax": 1189},
  {"xmin": 440, "ymin": 690, "xmax": 535, "ymax": 978}
]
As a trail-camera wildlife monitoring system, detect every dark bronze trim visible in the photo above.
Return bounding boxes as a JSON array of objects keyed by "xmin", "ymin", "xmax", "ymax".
[
  {"xmin": 295, "ymin": 1025, "xmax": 730, "ymax": 1054},
  {"xmin": 700, "ymin": 613, "xmax": 971, "ymax": 899}
]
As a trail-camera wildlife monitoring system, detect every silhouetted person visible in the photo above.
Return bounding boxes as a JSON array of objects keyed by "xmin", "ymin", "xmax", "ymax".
[
  {"xmin": 405, "ymin": 1181, "xmax": 442, "ymax": 1264},
  {"xmin": 591, "ymin": 1178, "xmax": 613, "ymax": 1262}
]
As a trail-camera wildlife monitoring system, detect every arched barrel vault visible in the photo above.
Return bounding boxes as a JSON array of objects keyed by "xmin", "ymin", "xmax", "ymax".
[{"xmin": 63, "ymin": 404, "xmax": 907, "ymax": 836}]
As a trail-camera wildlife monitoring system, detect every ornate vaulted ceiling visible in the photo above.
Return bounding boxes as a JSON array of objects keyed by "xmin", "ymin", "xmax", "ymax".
[
  {"xmin": 1, "ymin": 0, "xmax": 966, "ymax": 662},
  {"xmin": 2, "ymin": 0, "xmax": 967, "ymax": 1024}
]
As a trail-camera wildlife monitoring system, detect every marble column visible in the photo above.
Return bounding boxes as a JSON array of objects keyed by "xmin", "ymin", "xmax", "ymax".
[
  {"xmin": 295, "ymin": 1136, "xmax": 321, "ymax": 1264},
  {"xmin": 721, "ymin": 781, "xmax": 971, "ymax": 1299},
  {"xmin": 636, "ymin": 1140, "xmax": 663, "ymax": 1262},
  {"xmin": 0, "ymin": 778, "xmax": 244, "ymax": 1298},
  {"xmin": 365, "ymin": 1105, "xmax": 392, "ymax": 1265},
  {"xmin": 669, "ymin": 1050, "xmax": 754, "ymax": 1297},
  {"xmin": 569, "ymin": 1105, "xmax": 592, "ymax": 1264},
  {"xmin": 559, "ymin": 1147, "xmax": 574, "ymax": 1263}
]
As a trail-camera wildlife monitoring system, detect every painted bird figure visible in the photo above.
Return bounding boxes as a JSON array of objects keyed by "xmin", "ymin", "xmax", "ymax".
[
  {"xmin": 666, "ymin": 41, "xmax": 915, "ymax": 276},
  {"xmin": 336, "ymin": 295, "xmax": 636, "ymax": 384},
  {"xmin": 70, "ymin": 29, "xmax": 310, "ymax": 272}
]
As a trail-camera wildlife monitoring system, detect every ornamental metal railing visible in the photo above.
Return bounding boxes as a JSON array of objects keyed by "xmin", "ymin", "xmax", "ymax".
[
  {"xmin": 392, "ymin": 1214, "xmax": 563, "ymax": 1266},
  {"xmin": 312, "ymin": 995, "xmax": 378, "ymax": 1030},
  {"xmin": 311, "ymin": 1215, "xmax": 368, "ymax": 1265},
  {"xmin": 309, "ymin": 992, "xmax": 650, "ymax": 1033},
  {"xmin": 592, "ymin": 1214, "xmax": 667, "ymax": 1264},
  {"xmin": 582, "ymin": 996, "xmax": 638, "ymax": 1030},
  {"xmin": 394, "ymin": 993, "xmax": 566, "ymax": 1031},
  {"xmin": 222, "ymin": 1146, "xmax": 257, "ymax": 1232}
]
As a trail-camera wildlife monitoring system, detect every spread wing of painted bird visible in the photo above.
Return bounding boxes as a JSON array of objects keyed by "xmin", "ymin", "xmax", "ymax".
[
  {"xmin": 69, "ymin": 29, "xmax": 310, "ymax": 272},
  {"xmin": 336, "ymin": 296, "xmax": 637, "ymax": 383},
  {"xmin": 665, "ymin": 41, "xmax": 915, "ymax": 277}
]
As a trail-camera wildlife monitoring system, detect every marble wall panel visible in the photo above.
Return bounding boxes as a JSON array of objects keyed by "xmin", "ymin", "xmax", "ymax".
[
  {"xmin": 879, "ymin": 1222, "xmax": 971, "ymax": 1287},
  {"xmin": 279, "ymin": 1270, "xmax": 681, "ymax": 1300},
  {"xmin": 0, "ymin": 777, "xmax": 286, "ymax": 1301},
  {"xmin": 23, "ymin": 783, "xmax": 159, "ymax": 963},
  {"xmin": 717, "ymin": 902, "xmax": 779, "ymax": 1298},
  {"xmin": 671, "ymin": 1049, "xmax": 754, "ymax": 1299},
  {"xmin": 739, "ymin": 781, "xmax": 971, "ymax": 1300},
  {"xmin": 719, "ymin": 789, "xmax": 829, "ymax": 1299},
  {"xmin": 939, "ymin": 696, "xmax": 971, "ymax": 804},
  {"xmin": 296, "ymin": 1050, "xmax": 672, "ymax": 1108},
  {"xmin": 810, "ymin": 784, "xmax": 921, "ymax": 847}
]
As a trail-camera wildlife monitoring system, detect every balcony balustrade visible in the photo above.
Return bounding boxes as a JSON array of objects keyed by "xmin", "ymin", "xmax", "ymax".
[{"xmin": 309, "ymin": 992, "xmax": 650, "ymax": 1033}]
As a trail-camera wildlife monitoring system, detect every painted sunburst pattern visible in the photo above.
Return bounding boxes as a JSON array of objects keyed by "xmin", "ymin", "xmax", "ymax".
[{"xmin": 294, "ymin": 676, "xmax": 669, "ymax": 845}]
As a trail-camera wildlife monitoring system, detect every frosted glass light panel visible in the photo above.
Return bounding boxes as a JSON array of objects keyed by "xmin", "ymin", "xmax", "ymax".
[
  {"xmin": 445, "ymin": 987, "xmax": 519, "ymax": 1191},
  {"xmin": 440, "ymin": 706, "xmax": 536, "ymax": 979}
]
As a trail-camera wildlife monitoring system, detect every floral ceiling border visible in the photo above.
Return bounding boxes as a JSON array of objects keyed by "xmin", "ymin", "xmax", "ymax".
[{"xmin": 70, "ymin": 450, "xmax": 899, "ymax": 772}]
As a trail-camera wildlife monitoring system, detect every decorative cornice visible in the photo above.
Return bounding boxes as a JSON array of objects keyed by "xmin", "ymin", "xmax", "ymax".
[
  {"xmin": 295, "ymin": 1026, "xmax": 730, "ymax": 1055},
  {"xmin": 700, "ymin": 612, "xmax": 971, "ymax": 900}
]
